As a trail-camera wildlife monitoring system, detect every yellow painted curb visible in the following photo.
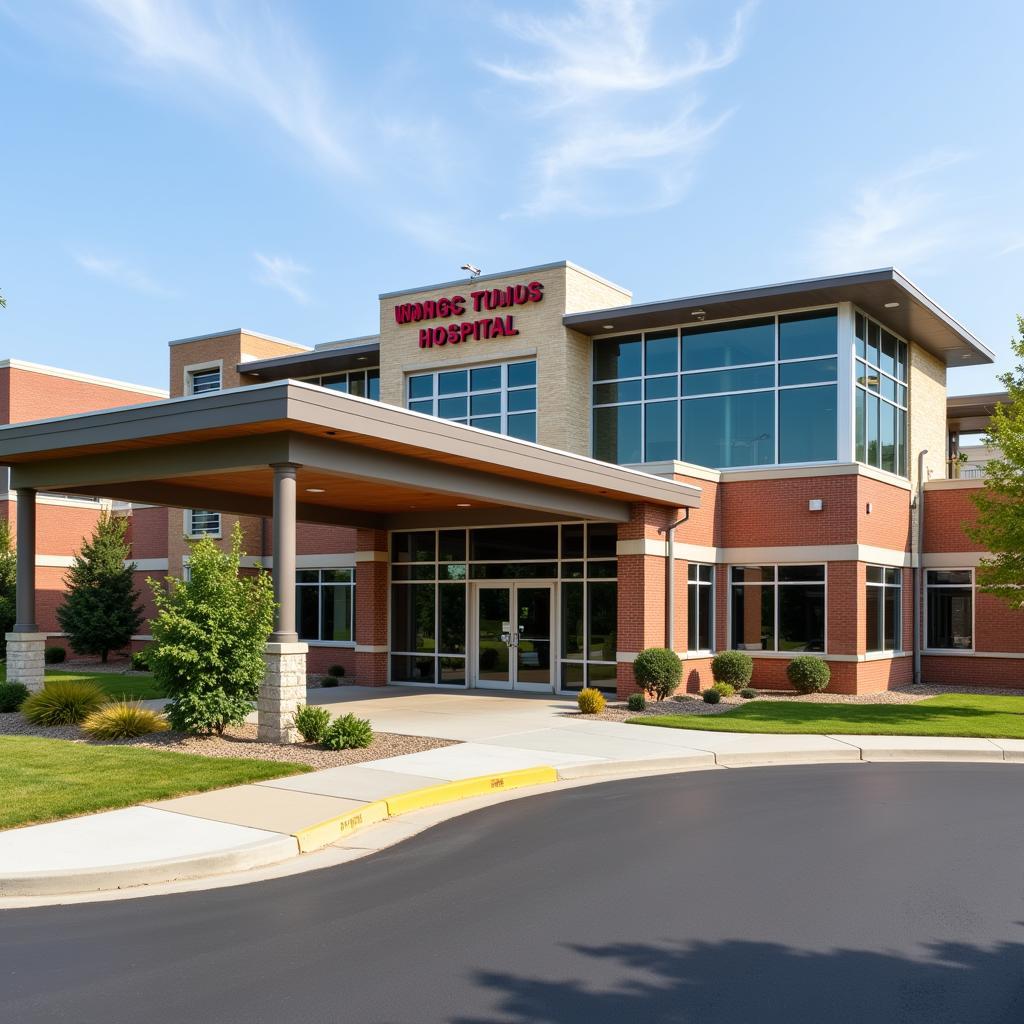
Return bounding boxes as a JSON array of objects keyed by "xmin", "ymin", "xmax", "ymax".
[
  {"xmin": 384, "ymin": 766, "xmax": 558, "ymax": 817},
  {"xmin": 294, "ymin": 800, "xmax": 389, "ymax": 854}
]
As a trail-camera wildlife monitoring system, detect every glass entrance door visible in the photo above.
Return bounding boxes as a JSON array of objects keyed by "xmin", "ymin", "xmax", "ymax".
[{"xmin": 474, "ymin": 583, "xmax": 554, "ymax": 692}]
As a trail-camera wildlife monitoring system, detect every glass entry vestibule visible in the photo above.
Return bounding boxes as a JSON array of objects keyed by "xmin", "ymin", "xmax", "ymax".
[{"xmin": 389, "ymin": 523, "xmax": 618, "ymax": 693}]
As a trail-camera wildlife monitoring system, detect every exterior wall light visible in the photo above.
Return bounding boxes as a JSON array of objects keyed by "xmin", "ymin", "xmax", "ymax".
[{"xmin": 808, "ymin": 498, "xmax": 823, "ymax": 512}]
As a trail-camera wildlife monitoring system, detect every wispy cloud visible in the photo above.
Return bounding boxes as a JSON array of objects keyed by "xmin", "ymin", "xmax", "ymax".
[
  {"xmin": 480, "ymin": 0, "xmax": 754, "ymax": 217},
  {"xmin": 73, "ymin": 251, "xmax": 171, "ymax": 295},
  {"xmin": 80, "ymin": 0, "xmax": 356, "ymax": 174},
  {"xmin": 254, "ymin": 252, "xmax": 310, "ymax": 304},
  {"xmin": 810, "ymin": 149, "xmax": 971, "ymax": 273},
  {"xmin": 998, "ymin": 239, "xmax": 1024, "ymax": 256}
]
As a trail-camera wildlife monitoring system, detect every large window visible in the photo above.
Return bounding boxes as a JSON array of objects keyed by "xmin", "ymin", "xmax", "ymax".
[
  {"xmin": 730, "ymin": 565, "xmax": 825, "ymax": 652},
  {"xmin": 407, "ymin": 360, "xmax": 537, "ymax": 442},
  {"xmin": 855, "ymin": 311, "xmax": 908, "ymax": 476},
  {"xmin": 186, "ymin": 510, "xmax": 220, "ymax": 537},
  {"xmin": 305, "ymin": 368, "xmax": 380, "ymax": 401},
  {"xmin": 297, "ymin": 569, "xmax": 355, "ymax": 643},
  {"xmin": 866, "ymin": 566, "xmax": 901, "ymax": 652},
  {"xmin": 687, "ymin": 563, "xmax": 714, "ymax": 652},
  {"xmin": 593, "ymin": 310, "xmax": 838, "ymax": 469},
  {"xmin": 926, "ymin": 569, "xmax": 973, "ymax": 650}
]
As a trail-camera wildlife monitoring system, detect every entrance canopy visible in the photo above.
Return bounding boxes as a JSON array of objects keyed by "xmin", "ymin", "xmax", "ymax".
[{"xmin": 0, "ymin": 380, "xmax": 701, "ymax": 525}]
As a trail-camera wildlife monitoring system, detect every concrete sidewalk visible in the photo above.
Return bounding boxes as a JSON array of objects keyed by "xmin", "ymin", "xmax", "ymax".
[{"xmin": 2, "ymin": 690, "xmax": 1021, "ymax": 898}]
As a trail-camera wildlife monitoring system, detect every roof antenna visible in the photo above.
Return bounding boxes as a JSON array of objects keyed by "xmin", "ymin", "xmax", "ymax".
[{"xmin": 460, "ymin": 263, "xmax": 482, "ymax": 279}]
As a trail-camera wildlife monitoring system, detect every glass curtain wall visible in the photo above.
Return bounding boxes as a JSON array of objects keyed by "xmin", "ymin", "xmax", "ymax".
[
  {"xmin": 390, "ymin": 523, "xmax": 618, "ymax": 690},
  {"xmin": 592, "ymin": 309, "xmax": 838, "ymax": 469},
  {"xmin": 854, "ymin": 311, "xmax": 908, "ymax": 476},
  {"xmin": 304, "ymin": 368, "xmax": 381, "ymax": 400}
]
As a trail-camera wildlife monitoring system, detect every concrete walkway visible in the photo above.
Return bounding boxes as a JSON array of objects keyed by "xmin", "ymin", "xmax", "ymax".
[{"xmin": 3, "ymin": 687, "xmax": 1022, "ymax": 898}]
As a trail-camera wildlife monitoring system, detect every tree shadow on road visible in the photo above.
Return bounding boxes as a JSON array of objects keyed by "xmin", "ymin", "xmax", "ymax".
[{"xmin": 454, "ymin": 934, "xmax": 1024, "ymax": 1023}]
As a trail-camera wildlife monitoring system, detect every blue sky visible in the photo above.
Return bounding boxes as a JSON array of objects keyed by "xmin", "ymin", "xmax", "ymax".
[{"xmin": 1, "ymin": 0, "xmax": 1022, "ymax": 395}]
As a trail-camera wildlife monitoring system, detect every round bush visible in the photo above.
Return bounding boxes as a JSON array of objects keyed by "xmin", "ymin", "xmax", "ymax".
[
  {"xmin": 577, "ymin": 687, "xmax": 606, "ymax": 714},
  {"xmin": 294, "ymin": 704, "xmax": 332, "ymax": 743},
  {"xmin": 320, "ymin": 676, "xmax": 340, "ymax": 688},
  {"xmin": 633, "ymin": 647, "xmax": 682, "ymax": 701},
  {"xmin": 711, "ymin": 681, "xmax": 734, "ymax": 698},
  {"xmin": 739, "ymin": 687, "xmax": 757, "ymax": 700},
  {"xmin": 82, "ymin": 701, "xmax": 169, "ymax": 739},
  {"xmin": 711, "ymin": 651, "xmax": 753, "ymax": 687},
  {"xmin": 323, "ymin": 713, "xmax": 374, "ymax": 750},
  {"xmin": 701, "ymin": 687, "xmax": 721, "ymax": 704},
  {"xmin": 0, "ymin": 681, "xmax": 29, "ymax": 713},
  {"xmin": 787, "ymin": 655, "xmax": 831, "ymax": 694},
  {"xmin": 22, "ymin": 681, "xmax": 109, "ymax": 726},
  {"xmin": 44, "ymin": 646, "xmax": 67, "ymax": 665},
  {"xmin": 627, "ymin": 692, "xmax": 646, "ymax": 712},
  {"xmin": 327, "ymin": 664, "xmax": 346, "ymax": 679}
]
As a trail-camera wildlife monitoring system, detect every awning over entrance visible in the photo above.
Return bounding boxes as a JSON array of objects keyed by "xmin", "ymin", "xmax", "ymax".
[{"xmin": 0, "ymin": 380, "xmax": 700, "ymax": 526}]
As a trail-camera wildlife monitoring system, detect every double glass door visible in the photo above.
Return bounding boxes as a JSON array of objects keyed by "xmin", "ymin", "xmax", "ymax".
[{"xmin": 475, "ymin": 583, "xmax": 554, "ymax": 691}]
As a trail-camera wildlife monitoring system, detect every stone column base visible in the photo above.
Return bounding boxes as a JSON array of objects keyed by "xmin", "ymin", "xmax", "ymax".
[
  {"xmin": 5, "ymin": 632, "xmax": 47, "ymax": 692},
  {"xmin": 258, "ymin": 641, "xmax": 308, "ymax": 744}
]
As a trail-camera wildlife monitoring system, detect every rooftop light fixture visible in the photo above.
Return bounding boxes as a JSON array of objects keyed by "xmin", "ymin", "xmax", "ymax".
[
  {"xmin": 884, "ymin": 301, "xmax": 900, "ymax": 308},
  {"xmin": 456, "ymin": 502, "xmax": 471, "ymax": 507},
  {"xmin": 306, "ymin": 487, "xmax": 325, "ymax": 494},
  {"xmin": 691, "ymin": 309, "xmax": 706, "ymax": 321},
  {"xmin": 602, "ymin": 324, "xmax": 615, "ymax": 330}
]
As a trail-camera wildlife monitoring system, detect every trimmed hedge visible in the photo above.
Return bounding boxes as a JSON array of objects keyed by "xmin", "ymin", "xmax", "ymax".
[
  {"xmin": 327, "ymin": 664, "xmax": 346, "ymax": 678},
  {"xmin": 701, "ymin": 688, "xmax": 721, "ymax": 704},
  {"xmin": 787, "ymin": 656, "xmax": 831, "ymax": 694},
  {"xmin": 44, "ymin": 646, "xmax": 66, "ymax": 665},
  {"xmin": 633, "ymin": 647, "xmax": 682, "ymax": 701},
  {"xmin": 711, "ymin": 651, "xmax": 753, "ymax": 687},
  {"xmin": 627, "ymin": 692, "xmax": 646, "ymax": 712},
  {"xmin": 0, "ymin": 681, "xmax": 29, "ymax": 713}
]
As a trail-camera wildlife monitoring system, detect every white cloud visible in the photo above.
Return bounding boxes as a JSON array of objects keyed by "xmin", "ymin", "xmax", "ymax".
[
  {"xmin": 73, "ymin": 251, "xmax": 171, "ymax": 295},
  {"xmin": 480, "ymin": 0, "xmax": 754, "ymax": 217},
  {"xmin": 998, "ymin": 239, "xmax": 1024, "ymax": 256},
  {"xmin": 254, "ymin": 252, "xmax": 310, "ymax": 304},
  {"xmin": 810, "ymin": 149, "xmax": 971, "ymax": 273},
  {"xmin": 80, "ymin": 0, "xmax": 356, "ymax": 175}
]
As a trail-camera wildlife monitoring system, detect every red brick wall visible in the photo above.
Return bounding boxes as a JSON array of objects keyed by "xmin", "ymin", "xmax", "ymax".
[
  {"xmin": 0, "ymin": 366, "xmax": 162, "ymax": 424},
  {"xmin": 923, "ymin": 487, "xmax": 984, "ymax": 553},
  {"xmin": 126, "ymin": 506, "xmax": 169, "ymax": 560},
  {"xmin": 922, "ymin": 655, "xmax": 1024, "ymax": 688}
]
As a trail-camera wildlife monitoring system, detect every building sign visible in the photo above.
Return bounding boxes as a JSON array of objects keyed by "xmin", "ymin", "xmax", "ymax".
[{"xmin": 394, "ymin": 281, "xmax": 544, "ymax": 349}]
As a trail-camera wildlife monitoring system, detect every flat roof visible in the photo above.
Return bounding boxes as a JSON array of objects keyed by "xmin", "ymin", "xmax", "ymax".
[
  {"xmin": 564, "ymin": 268, "xmax": 994, "ymax": 368},
  {"xmin": 0, "ymin": 381, "xmax": 699, "ymax": 528}
]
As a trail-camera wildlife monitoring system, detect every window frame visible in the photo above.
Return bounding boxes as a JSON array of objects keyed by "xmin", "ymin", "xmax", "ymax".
[
  {"xmin": 304, "ymin": 367, "xmax": 381, "ymax": 401},
  {"xmin": 924, "ymin": 568, "xmax": 975, "ymax": 652},
  {"xmin": 727, "ymin": 564, "xmax": 827, "ymax": 654},
  {"xmin": 866, "ymin": 565, "xmax": 902, "ymax": 653},
  {"xmin": 185, "ymin": 509, "xmax": 221, "ymax": 539},
  {"xmin": 185, "ymin": 361, "xmax": 223, "ymax": 396},
  {"xmin": 686, "ymin": 562, "xmax": 715, "ymax": 653},
  {"xmin": 296, "ymin": 568, "xmax": 356, "ymax": 646}
]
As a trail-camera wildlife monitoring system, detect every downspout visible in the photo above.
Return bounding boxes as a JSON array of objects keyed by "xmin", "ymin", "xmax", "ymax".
[
  {"xmin": 913, "ymin": 449, "xmax": 929, "ymax": 685},
  {"xmin": 660, "ymin": 510, "xmax": 690, "ymax": 651}
]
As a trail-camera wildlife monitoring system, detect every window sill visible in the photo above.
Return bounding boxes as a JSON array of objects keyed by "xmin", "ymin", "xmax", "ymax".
[
  {"xmin": 304, "ymin": 640, "xmax": 356, "ymax": 648},
  {"xmin": 922, "ymin": 648, "xmax": 975, "ymax": 656},
  {"xmin": 186, "ymin": 534, "xmax": 222, "ymax": 541}
]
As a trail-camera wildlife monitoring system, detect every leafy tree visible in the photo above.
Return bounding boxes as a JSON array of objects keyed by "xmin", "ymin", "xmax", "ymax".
[
  {"xmin": 57, "ymin": 512, "xmax": 143, "ymax": 662},
  {"xmin": 147, "ymin": 523, "xmax": 275, "ymax": 735},
  {"xmin": 968, "ymin": 315, "xmax": 1024, "ymax": 608},
  {"xmin": 0, "ymin": 519, "xmax": 16, "ymax": 650}
]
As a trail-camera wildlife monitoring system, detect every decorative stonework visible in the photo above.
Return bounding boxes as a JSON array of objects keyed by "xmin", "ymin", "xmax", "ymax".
[
  {"xmin": 258, "ymin": 641, "xmax": 308, "ymax": 744},
  {"xmin": 5, "ymin": 632, "xmax": 47, "ymax": 692}
]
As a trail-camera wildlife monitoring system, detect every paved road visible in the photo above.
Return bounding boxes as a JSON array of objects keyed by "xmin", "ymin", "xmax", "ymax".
[{"xmin": 3, "ymin": 764, "xmax": 1023, "ymax": 1023}]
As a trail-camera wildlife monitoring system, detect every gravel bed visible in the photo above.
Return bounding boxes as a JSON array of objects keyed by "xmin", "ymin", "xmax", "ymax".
[
  {"xmin": 588, "ymin": 683, "xmax": 1024, "ymax": 724},
  {"xmin": 0, "ymin": 715, "xmax": 454, "ymax": 769}
]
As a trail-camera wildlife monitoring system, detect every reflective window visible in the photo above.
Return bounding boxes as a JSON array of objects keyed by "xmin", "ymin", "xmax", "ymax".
[
  {"xmin": 188, "ymin": 367, "xmax": 221, "ymax": 395},
  {"xmin": 682, "ymin": 391, "xmax": 775, "ymax": 469},
  {"xmin": 855, "ymin": 310, "xmax": 908, "ymax": 477},
  {"xmin": 296, "ymin": 568, "xmax": 355, "ymax": 643},
  {"xmin": 926, "ymin": 569, "xmax": 973, "ymax": 650},
  {"xmin": 687, "ymin": 563, "xmax": 714, "ymax": 652},
  {"xmin": 186, "ymin": 510, "xmax": 220, "ymax": 537},
  {"xmin": 682, "ymin": 318, "xmax": 775, "ymax": 371},
  {"xmin": 866, "ymin": 566, "xmax": 901, "ymax": 652},
  {"xmin": 310, "ymin": 368, "xmax": 380, "ymax": 402},
  {"xmin": 406, "ymin": 360, "xmax": 537, "ymax": 441},
  {"xmin": 730, "ymin": 565, "xmax": 826, "ymax": 652},
  {"xmin": 779, "ymin": 386, "xmax": 838, "ymax": 463}
]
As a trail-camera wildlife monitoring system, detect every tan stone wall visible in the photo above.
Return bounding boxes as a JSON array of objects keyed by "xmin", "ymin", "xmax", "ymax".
[
  {"xmin": 376, "ymin": 262, "xmax": 630, "ymax": 456},
  {"xmin": 908, "ymin": 343, "xmax": 947, "ymax": 486},
  {"xmin": 168, "ymin": 330, "xmax": 305, "ymax": 398}
]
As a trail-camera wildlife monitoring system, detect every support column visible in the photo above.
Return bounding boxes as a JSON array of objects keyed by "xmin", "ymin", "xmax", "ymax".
[
  {"xmin": 6, "ymin": 487, "xmax": 45, "ymax": 691},
  {"xmin": 259, "ymin": 464, "xmax": 306, "ymax": 743},
  {"xmin": 354, "ymin": 528, "xmax": 389, "ymax": 686}
]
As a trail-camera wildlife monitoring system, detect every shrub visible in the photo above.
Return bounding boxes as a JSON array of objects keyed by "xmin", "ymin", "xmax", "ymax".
[
  {"xmin": 22, "ymin": 681, "xmax": 108, "ymax": 726},
  {"xmin": 576, "ymin": 687, "xmax": 606, "ymax": 714},
  {"xmin": 787, "ymin": 655, "xmax": 831, "ymax": 694},
  {"xmin": 81, "ymin": 701, "xmax": 169, "ymax": 739},
  {"xmin": 44, "ymin": 646, "xmax": 66, "ymax": 665},
  {"xmin": 323, "ymin": 712, "xmax": 374, "ymax": 750},
  {"xmin": 627, "ymin": 692, "xmax": 646, "ymax": 712},
  {"xmin": 711, "ymin": 681, "xmax": 734, "ymax": 698},
  {"xmin": 711, "ymin": 651, "xmax": 753, "ymax": 687},
  {"xmin": 327, "ymin": 664, "xmax": 346, "ymax": 678},
  {"xmin": 739, "ymin": 687, "xmax": 757, "ymax": 700},
  {"xmin": 0, "ymin": 681, "xmax": 29, "ymax": 712},
  {"xmin": 701, "ymin": 688, "xmax": 721, "ymax": 704},
  {"xmin": 633, "ymin": 647, "xmax": 682, "ymax": 701},
  {"xmin": 131, "ymin": 648, "xmax": 151, "ymax": 672},
  {"xmin": 294, "ymin": 704, "xmax": 331, "ymax": 743},
  {"xmin": 320, "ymin": 676, "xmax": 340, "ymax": 688},
  {"xmin": 147, "ymin": 525, "xmax": 275, "ymax": 736}
]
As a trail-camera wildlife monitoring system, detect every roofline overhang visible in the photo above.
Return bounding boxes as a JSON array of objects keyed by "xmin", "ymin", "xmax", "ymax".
[
  {"xmin": 240, "ymin": 342, "xmax": 381, "ymax": 381},
  {"xmin": 564, "ymin": 267, "xmax": 994, "ymax": 368}
]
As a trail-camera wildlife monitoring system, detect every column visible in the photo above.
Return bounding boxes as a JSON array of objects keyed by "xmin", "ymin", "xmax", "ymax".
[
  {"xmin": 6, "ymin": 487, "xmax": 46, "ymax": 691},
  {"xmin": 259, "ymin": 464, "xmax": 307, "ymax": 743},
  {"xmin": 354, "ymin": 528, "xmax": 389, "ymax": 686}
]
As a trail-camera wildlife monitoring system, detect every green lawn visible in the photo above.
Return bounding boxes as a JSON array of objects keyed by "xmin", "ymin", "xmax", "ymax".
[
  {"xmin": 0, "ymin": 664, "xmax": 165, "ymax": 700},
  {"xmin": 629, "ymin": 693, "xmax": 1024, "ymax": 739},
  {"xmin": 0, "ymin": 735, "xmax": 310, "ymax": 830}
]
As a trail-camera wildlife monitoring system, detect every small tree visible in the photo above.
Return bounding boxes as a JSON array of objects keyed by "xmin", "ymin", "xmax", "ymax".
[
  {"xmin": 148, "ymin": 524, "xmax": 275, "ymax": 735},
  {"xmin": 968, "ymin": 316, "xmax": 1024, "ymax": 608},
  {"xmin": 0, "ymin": 519, "xmax": 16, "ymax": 652},
  {"xmin": 57, "ymin": 512, "xmax": 143, "ymax": 662}
]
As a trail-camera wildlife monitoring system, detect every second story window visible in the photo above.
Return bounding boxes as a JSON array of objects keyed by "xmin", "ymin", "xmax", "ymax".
[
  {"xmin": 855, "ymin": 311, "xmax": 908, "ymax": 477},
  {"xmin": 406, "ymin": 359, "xmax": 537, "ymax": 442},
  {"xmin": 311, "ymin": 368, "xmax": 380, "ymax": 401},
  {"xmin": 186, "ymin": 510, "xmax": 221, "ymax": 538},
  {"xmin": 188, "ymin": 366, "xmax": 222, "ymax": 395}
]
